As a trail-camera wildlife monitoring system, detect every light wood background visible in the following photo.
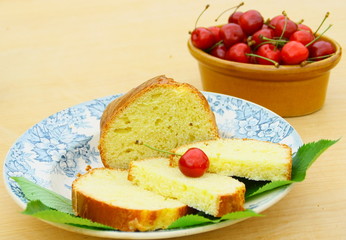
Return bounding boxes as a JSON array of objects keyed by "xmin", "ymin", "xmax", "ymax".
[{"xmin": 1, "ymin": 0, "xmax": 345, "ymax": 239}]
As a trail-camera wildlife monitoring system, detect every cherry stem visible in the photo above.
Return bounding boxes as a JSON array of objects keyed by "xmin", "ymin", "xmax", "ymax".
[
  {"xmin": 305, "ymin": 24, "xmax": 333, "ymax": 47},
  {"xmin": 135, "ymin": 140, "xmax": 182, "ymax": 156},
  {"xmin": 252, "ymin": 40, "xmax": 282, "ymax": 51},
  {"xmin": 252, "ymin": 40, "xmax": 274, "ymax": 50},
  {"xmin": 257, "ymin": 36, "xmax": 287, "ymax": 50},
  {"xmin": 300, "ymin": 61, "xmax": 309, "ymax": 67},
  {"xmin": 246, "ymin": 53, "xmax": 280, "ymax": 68},
  {"xmin": 194, "ymin": 4, "xmax": 210, "ymax": 29},
  {"xmin": 214, "ymin": 2, "xmax": 244, "ymax": 22},
  {"xmin": 313, "ymin": 12, "xmax": 330, "ymax": 36},
  {"xmin": 205, "ymin": 40, "xmax": 223, "ymax": 52},
  {"xmin": 308, "ymin": 53, "xmax": 335, "ymax": 61},
  {"xmin": 261, "ymin": 36, "xmax": 287, "ymax": 44},
  {"xmin": 279, "ymin": 11, "xmax": 288, "ymax": 40}
]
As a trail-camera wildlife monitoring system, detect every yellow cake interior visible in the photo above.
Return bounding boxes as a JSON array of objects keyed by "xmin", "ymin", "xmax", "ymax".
[
  {"xmin": 171, "ymin": 138, "xmax": 292, "ymax": 181},
  {"xmin": 102, "ymin": 86, "xmax": 218, "ymax": 169},
  {"xmin": 129, "ymin": 158, "xmax": 245, "ymax": 216},
  {"xmin": 74, "ymin": 168, "xmax": 185, "ymax": 210}
]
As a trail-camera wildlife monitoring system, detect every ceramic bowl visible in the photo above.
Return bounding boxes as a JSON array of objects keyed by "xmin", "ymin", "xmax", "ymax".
[{"xmin": 188, "ymin": 36, "xmax": 342, "ymax": 117}]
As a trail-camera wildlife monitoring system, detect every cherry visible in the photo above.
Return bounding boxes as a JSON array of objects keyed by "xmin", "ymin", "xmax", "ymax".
[
  {"xmin": 189, "ymin": 6, "xmax": 335, "ymax": 66},
  {"xmin": 225, "ymin": 42, "xmax": 251, "ymax": 63},
  {"xmin": 289, "ymin": 30, "xmax": 315, "ymax": 45},
  {"xmin": 208, "ymin": 26, "xmax": 222, "ymax": 43},
  {"xmin": 178, "ymin": 148, "xmax": 209, "ymax": 178},
  {"xmin": 239, "ymin": 10, "xmax": 264, "ymax": 35},
  {"xmin": 254, "ymin": 43, "xmax": 281, "ymax": 65},
  {"xmin": 191, "ymin": 27, "xmax": 216, "ymax": 50},
  {"xmin": 220, "ymin": 23, "xmax": 245, "ymax": 47},
  {"xmin": 281, "ymin": 41, "xmax": 309, "ymax": 65},
  {"xmin": 210, "ymin": 43, "xmax": 227, "ymax": 59},
  {"xmin": 274, "ymin": 18, "xmax": 298, "ymax": 38},
  {"xmin": 190, "ymin": 5, "xmax": 215, "ymax": 50},
  {"xmin": 261, "ymin": 24, "xmax": 270, "ymax": 29},
  {"xmin": 269, "ymin": 15, "xmax": 285, "ymax": 28},
  {"xmin": 250, "ymin": 28, "xmax": 274, "ymax": 46},
  {"xmin": 308, "ymin": 40, "xmax": 335, "ymax": 60},
  {"xmin": 135, "ymin": 140, "xmax": 209, "ymax": 178},
  {"xmin": 228, "ymin": 11, "xmax": 243, "ymax": 24},
  {"xmin": 298, "ymin": 23, "xmax": 313, "ymax": 33}
]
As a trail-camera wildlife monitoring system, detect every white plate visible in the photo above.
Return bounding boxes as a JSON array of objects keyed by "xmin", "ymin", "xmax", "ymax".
[{"xmin": 3, "ymin": 92, "xmax": 303, "ymax": 239}]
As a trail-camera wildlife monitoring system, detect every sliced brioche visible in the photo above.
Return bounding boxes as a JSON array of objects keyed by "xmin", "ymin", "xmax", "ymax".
[
  {"xmin": 98, "ymin": 75, "xmax": 219, "ymax": 169},
  {"xmin": 170, "ymin": 138, "xmax": 292, "ymax": 181},
  {"xmin": 72, "ymin": 168, "xmax": 188, "ymax": 232},
  {"xmin": 128, "ymin": 158, "xmax": 245, "ymax": 217}
]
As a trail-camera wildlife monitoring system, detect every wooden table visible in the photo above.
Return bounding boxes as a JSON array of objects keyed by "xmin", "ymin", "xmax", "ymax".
[{"xmin": 1, "ymin": 1, "xmax": 345, "ymax": 239}]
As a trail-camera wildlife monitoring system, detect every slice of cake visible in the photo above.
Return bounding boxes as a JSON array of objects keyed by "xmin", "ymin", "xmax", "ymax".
[
  {"xmin": 128, "ymin": 158, "xmax": 245, "ymax": 217},
  {"xmin": 72, "ymin": 168, "xmax": 188, "ymax": 232},
  {"xmin": 98, "ymin": 75, "xmax": 219, "ymax": 169},
  {"xmin": 170, "ymin": 138, "xmax": 292, "ymax": 181}
]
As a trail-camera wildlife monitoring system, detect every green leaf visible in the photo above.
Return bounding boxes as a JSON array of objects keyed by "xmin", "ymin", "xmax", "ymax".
[
  {"xmin": 168, "ymin": 209, "xmax": 261, "ymax": 229},
  {"xmin": 23, "ymin": 200, "xmax": 114, "ymax": 230},
  {"xmin": 22, "ymin": 199, "xmax": 51, "ymax": 214},
  {"xmin": 246, "ymin": 180, "xmax": 293, "ymax": 198},
  {"xmin": 168, "ymin": 214, "xmax": 214, "ymax": 229},
  {"xmin": 11, "ymin": 177, "xmax": 73, "ymax": 214},
  {"xmin": 220, "ymin": 209, "xmax": 263, "ymax": 221},
  {"xmin": 291, "ymin": 139, "xmax": 338, "ymax": 182}
]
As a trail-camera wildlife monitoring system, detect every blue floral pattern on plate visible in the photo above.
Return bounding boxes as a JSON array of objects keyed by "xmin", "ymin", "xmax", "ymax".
[{"xmin": 3, "ymin": 92, "xmax": 303, "ymax": 238}]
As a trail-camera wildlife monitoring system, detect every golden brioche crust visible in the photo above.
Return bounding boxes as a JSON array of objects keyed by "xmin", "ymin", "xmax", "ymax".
[
  {"xmin": 99, "ymin": 76, "xmax": 177, "ymax": 131},
  {"xmin": 72, "ymin": 168, "xmax": 189, "ymax": 232},
  {"xmin": 217, "ymin": 189, "xmax": 245, "ymax": 217},
  {"xmin": 98, "ymin": 75, "xmax": 219, "ymax": 168}
]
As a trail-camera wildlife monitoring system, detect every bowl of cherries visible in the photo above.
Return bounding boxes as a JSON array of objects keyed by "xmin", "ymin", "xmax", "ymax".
[{"xmin": 188, "ymin": 4, "xmax": 342, "ymax": 117}]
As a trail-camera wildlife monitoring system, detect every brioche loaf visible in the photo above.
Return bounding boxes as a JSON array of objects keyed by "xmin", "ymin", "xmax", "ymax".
[
  {"xmin": 72, "ymin": 168, "xmax": 188, "ymax": 232},
  {"xmin": 170, "ymin": 138, "xmax": 292, "ymax": 181},
  {"xmin": 98, "ymin": 75, "xmax": 219, "ymax": 169},
  {"xmin": 128, "ymin": 158, "xmax": 245, "ymax": 217}
]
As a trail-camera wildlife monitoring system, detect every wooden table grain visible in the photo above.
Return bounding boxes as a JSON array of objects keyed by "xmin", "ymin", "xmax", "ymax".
[{"xmin": 1, "ymin": 1, "xmax": 345, "ymax": 239}]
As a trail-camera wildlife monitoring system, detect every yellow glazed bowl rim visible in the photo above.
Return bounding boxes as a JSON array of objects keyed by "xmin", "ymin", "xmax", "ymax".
[{"xmin": 188, "ymin": 35, "xmax": 342, "ymax": 82}]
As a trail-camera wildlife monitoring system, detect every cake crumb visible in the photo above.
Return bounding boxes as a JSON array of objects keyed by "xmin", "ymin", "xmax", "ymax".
[{"xmin": 85, "ymin": 165, "xmax": 92, "ymax": 171}]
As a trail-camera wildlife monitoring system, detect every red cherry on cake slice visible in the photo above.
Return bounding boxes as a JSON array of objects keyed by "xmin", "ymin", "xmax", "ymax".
[
  {"xmin": 135, "ymin": 140, "xmax": 209, "ymax": 178},
  {"xmin": 178, "ymin": 148, "xmax": 209, "ymax": 178}
]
